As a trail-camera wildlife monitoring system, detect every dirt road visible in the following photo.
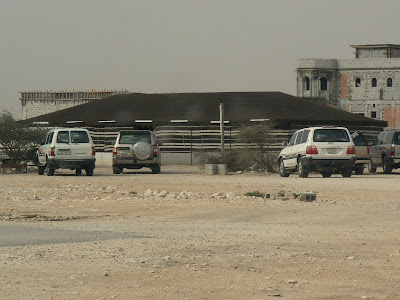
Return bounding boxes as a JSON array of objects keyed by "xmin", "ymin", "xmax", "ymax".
[{"xmin": 0, "ymin": 166, "xmax": 399, "ymax": 299}]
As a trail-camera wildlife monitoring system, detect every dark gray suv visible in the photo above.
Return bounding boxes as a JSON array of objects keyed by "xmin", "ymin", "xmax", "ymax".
[
  {"xmin": 112, "ymin": 130, "xmax": 161, "ymax": 174},
  {"xmin": 369, "ymin": 130, "xmax": 400, "ymax": 174}
]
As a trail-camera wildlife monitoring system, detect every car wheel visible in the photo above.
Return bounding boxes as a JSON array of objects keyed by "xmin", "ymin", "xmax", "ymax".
[
  {"xmin": 368, "ymin": 160, "xmax": 376, "ymax": 173},
  {"xmin": 151, "ymin": 165, "xmax": 161, "ymax": 174},
  {"xmin": 279, "ymin": 159, "xmax": 289, "ymax": 177},
  {"xmin": 354, "ymin": 166, "xmax": 364, "ymax": 175},
  {"xmin": 76, "ymin": 168, "xmax": 82, "ymax": 175},
  {"xmin": 297, "ymin": 158, "xmax": 309, "ymax": 178},
  {"xmin": 37, "ymin": 166, "xmax": 45, "ymax": 175},
  {"xmin": 321, "ymin": 172, "xmax": 332, "ymax": 178},
  {"xmin": 47, "ymin": 166, "xmax": 55, "ymax": 176},
  {"xmin": 113, "ymin": 166, "xmax": 122, "ymax": 174},
  {"xmin": 383, "ymin": 156, "xmax": 393, "ymax": 174},
  {"xmin": 341, "ymin": 170, "xmax": 352, "ymax": 177},
  {"xmin": 36, "ymin": 155, "xmax": 44, "ymax": 175},
  {"xmin": 85, "ymin": 167, "xmax": 94, "ymax": 176}
]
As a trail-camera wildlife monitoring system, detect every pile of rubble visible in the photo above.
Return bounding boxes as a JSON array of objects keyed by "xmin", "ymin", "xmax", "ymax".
[{"xmin": 141, "ymin": 189, "xmax": 317, "ymax": 202}]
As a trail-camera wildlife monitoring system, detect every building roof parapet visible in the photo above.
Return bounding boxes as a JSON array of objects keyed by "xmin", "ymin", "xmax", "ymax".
[
  {"xmin": 298, "ymin": 58, "xmax": 400, "ymax": 70},
  {"xmin": 19, "ymin": 89, "xmax": 130, "ymax": 100},
  {"xmin": 336, "ymin": 58, "xmax": 400, "ymax": 69},
  {"xmin": 297, "ymin": 58, "xmax": 338, "ymax": 69},
  {"xmin": 351, "ymin": 44, "xmax": 400, "ymax": 49}
]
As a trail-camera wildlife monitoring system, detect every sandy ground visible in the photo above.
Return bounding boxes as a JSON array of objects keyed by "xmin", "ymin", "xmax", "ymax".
[{"xmin": 0, "ymin": 165, "xmax": 399, "ymax": 300}]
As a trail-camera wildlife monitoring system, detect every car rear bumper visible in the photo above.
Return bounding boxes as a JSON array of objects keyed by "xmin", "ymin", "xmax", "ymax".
[
  {"xmin": 113, "ymin": 157, "xmax": 159, "ymax": 168},
  {"xmin": 302, "ymin": 157, "xmax": 355, "ymax": 172},
  {"xmin": 48, "ymin": 158, "xmax": 96, "ymax": 169},
  {"xmin": 390, "ymin": 157, "xmax": 400, "ymax": 164},
  {"xmin": 355, "ymin": 158, "xmax": 369, "ymax": 165}
]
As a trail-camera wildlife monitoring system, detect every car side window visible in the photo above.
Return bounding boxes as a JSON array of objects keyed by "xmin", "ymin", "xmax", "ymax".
[
  {"xmin": 295, "ymin": 131, "xmax": 303, "ymax": 145},
  {"xmin": 352, "ymin": 133, "xmax": 367, "ymax": 146},
  {"xmin": 384, "ymin": 132, "xmax": 394, "ymax": 144},
  {"xmin": 288, "ymin": 132, "xmax": 298, "ymax": 146},
  {"xmin": 56, "ymin": 131, "xmax": 70, "ymax": 144},
  {"xmin": 394, "ymin": 132, "xmax": 400, "ymax": 145},
  {"xmin": 378, "ymin": 133, "xmax": 385, "ymax": 145},
  {"xmin": 46, "ymin": 132, "xmax": 54, "ymax": 144},
  {"xmin": 44, "ymin": 133, "xmax": 50, "ymax": 144},
  {"xmin": 301, "ymin": 130, "xmax": 310, "ymax": 144}
]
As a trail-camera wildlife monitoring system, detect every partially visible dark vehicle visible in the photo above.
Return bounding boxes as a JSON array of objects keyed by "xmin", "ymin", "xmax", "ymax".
[
  {"xmin": 350, "ymin": 131, "xmax": 369, "ymax": 175},
  {"xmin": 368, "ymin": 130, "xmax": 400, "ymax": 174}
]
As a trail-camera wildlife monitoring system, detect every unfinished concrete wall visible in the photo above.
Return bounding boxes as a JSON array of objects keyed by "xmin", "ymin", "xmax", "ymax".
[
  {"xmin": 297, "ymin": 46, "xmax": 400, "ymax": 128},
  {"xmin": 20, "ymin": 90, "xmax": 129, "ymax": 120}
]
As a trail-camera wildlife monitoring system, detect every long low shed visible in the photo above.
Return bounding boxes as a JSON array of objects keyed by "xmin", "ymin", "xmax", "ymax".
[{"xmin": 27, "ymin": 92, "xmax": 387, "ymax": 156}]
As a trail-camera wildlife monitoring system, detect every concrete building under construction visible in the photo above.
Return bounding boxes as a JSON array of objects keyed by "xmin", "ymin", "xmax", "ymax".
[
  {"xmin": 296, "ymin": 44, "xmax": 400, "ymax": 128},
  {"xmin": 20, "ymin": 89, "xmax": 129, "ymax": 120}
]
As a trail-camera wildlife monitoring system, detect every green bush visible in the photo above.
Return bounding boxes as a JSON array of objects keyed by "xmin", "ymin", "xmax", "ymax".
[
  {"xmin": 244, "ymin": 191, "xmax": 265, "ymax": 198},
  {"xmin": 194, "ymin": 149, "xmax": 278, "ymax": 173},
  {"xmin": 194, "ymin": 120, "xmax": 279, "ymax": 173},
  {"xmin": 0, "ymin": 111, "xmax": 47, "ymax": 164}
]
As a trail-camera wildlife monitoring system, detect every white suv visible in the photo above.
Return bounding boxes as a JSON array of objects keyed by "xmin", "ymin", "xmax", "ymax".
[
  {"xmin": 36, "ymin": 128, "xmax": 96, "ymax": 176},
  {"xmin": 278, "ymin": 126, "xmax": 356, "ymax": 178}
]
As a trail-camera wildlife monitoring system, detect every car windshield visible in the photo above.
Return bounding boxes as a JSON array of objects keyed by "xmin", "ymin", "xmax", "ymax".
[
  {"xmin": 71, "ymin": 131, "xmax": 90, "ymax": 143},
  {"xmin": 351, "ymin": 132, "xmax": 368, "ymax": 146},
  {"xmin": 313, "ymin": 129, "xmax": 350, "ymax": 142},
  {"xmin": 119, "ymin": 132, "xmax": 151, "ymax": 144}
]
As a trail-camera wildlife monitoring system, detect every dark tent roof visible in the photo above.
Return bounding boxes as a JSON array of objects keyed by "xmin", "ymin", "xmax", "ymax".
[{"xmin": 27, "ymin": 92, "xmax": 386, "ymax": 128}]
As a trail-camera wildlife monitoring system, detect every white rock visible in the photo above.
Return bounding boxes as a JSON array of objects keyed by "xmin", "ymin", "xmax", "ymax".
[
  {"xmin": 226, "ymin": 192, "xmax": 237, "ymax": 199},
  {"xmin": 157, "ymin": 191, "xmax": 168, "ymax": 197},
  {"xmin": 144, "ymin": 189, "xmax": 153, "ymax": 197}
]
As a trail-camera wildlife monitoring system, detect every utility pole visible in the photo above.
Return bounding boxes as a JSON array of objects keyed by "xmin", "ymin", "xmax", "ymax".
[{"xmin": 219, "ymin": 103, "xmax": 225, "ymax": 162}]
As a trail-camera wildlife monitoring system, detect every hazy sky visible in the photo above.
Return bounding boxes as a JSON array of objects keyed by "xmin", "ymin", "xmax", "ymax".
[{"xmin": 1, "ymin": 0, "xmax": 399, "ymax": 118}]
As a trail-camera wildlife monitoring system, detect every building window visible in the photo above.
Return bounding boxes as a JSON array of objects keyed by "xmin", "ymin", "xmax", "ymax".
[
  {"xmin": 371, "ymin": 111, "xmax": 377, "ymax": 118},
  {"xmin": 371, "ymin": 78, "xmax": 377, "ymax": 87},
  {"xmin": 355, "ymin": 78, "xmax": 361, "ymax": 87},
  {"xmin": 304, "ymin": 77, "xmax": 310, "ymax": 91},
  {"xmin": 387, "ymin": 78, "xmax": 393, "ymax": 87},
  {"xmin": 320, "ymin": 77, "xmax": 328, "ymax": 91}
]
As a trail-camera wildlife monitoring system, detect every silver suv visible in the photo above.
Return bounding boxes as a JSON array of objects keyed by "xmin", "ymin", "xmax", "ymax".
[
  {"xmin": 369, "ymin": 130, "xmax": 400, "ymax": 174},
  {"xmin": 112, "ymin": 130, "xmax": 161, "ymax": 174}
]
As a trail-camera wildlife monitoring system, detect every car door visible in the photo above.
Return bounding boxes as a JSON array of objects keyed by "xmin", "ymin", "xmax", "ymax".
[
  {"xmin": 312, "ymin": 128, "xmax": 353, "ymax": 160},
  {"xmin": 292, "ymin": 130, "xmax": 304, "ymax": 160},
  {"xmin": 370, "ymin": 133, "xmax": 383, "ymax": 165},
  {"xmin": 351, "ymin": 132, "xmax": 369, "ymax": 160},
  {"xmin": 282, "ymin": 131, "xmax": 299, "ymax": 168},
  {"xmin": 297, "ymin": 129, "xmax": 310, "ymax": 158},
  {"xmin": 54, "ymin": 130, "xmax": 73, "ymax": 159},
  {"xmin": 69, "ymin": 130, "xmax": 93, "ymax": 159},
  {"xmin": 37, "ymin": 131, "xmax": 53, "ymax": 165},
  {"xmin": 393, "ymin": 132, "xmax": 400, "ymax": 158}
]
